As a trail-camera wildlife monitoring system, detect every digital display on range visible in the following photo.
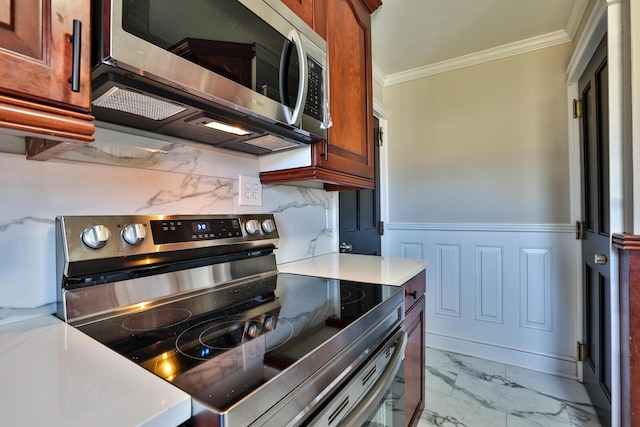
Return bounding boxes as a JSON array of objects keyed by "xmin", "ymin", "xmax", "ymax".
[
  {"xmin": 192, "ymin": 222, "xmax": 210, "ymax": 232},
  {"xmin": 150, "ymin": 218, "xmax": 243, "ymax": 244}
]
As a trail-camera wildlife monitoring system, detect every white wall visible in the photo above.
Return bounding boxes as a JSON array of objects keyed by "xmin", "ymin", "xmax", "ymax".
[
  {"xmin": 381, "ymin": 43, "xmax": 579, "ymax": 377},
  {"xmin": 384, "ymin": 43, "xmax": 573, "ymax": 224},
  {"xmin": 0, "ymin": 129, "xmax": 338, "ymax": 325}
]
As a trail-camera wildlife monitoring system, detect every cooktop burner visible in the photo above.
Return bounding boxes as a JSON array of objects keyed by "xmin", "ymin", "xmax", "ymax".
[
  {"xmin": 340, "ymin": 285, "xmax": 367, "ymax": 305},
  {"xmin": 176, "ymin": 315, "xmax": 295, "ymax": 360},
  {"xmin": 288, "ymin": 283, "xmax": 367, "ymax": 307},
  {"xmin": 122, "ymin": 308, "xmax": 193, "ymax": 332}
]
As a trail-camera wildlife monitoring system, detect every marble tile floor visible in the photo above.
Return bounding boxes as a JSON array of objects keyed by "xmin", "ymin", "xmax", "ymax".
[{"xmin": 418, "ymin": 348, "xmax": 602, "ymax": 427}]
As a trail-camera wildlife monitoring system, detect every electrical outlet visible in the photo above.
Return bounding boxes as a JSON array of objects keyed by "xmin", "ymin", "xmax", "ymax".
[{"xmin": 238, "ymin": 175, "xmax": 263, "ymax": 206}]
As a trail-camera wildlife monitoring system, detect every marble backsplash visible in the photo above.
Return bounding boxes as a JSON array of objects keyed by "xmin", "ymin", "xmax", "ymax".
[{"xmin": 0, "ymin": 130, "xmax": 337, "ymax": 325}]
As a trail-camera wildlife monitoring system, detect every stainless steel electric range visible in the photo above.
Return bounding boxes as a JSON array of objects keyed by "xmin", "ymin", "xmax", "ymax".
[{"xmin": 55, "ymin": 214, "xmax": 405, "ymax": 426}]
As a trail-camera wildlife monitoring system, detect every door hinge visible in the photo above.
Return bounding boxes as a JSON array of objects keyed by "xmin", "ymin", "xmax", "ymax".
[
  {"xmin": 377, "ymin": 128, "xmax": 383, "ymax": 146},
  {"xmin": 378, "ymin": 220, "xmax": 385, "ymax": 235},
  {"xmin": 573, "ymin": 99, "xmax": 583, "ymax": 118},
  {"xmin": 575, "ymin": 221, "xmax": 585, "ymax": 240},
  {"xmin": 577, "ymin": 342, "xmax": 586, "ymax": 362}
]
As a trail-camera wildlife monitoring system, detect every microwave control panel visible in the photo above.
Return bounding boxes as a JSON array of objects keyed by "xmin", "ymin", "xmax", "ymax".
[{"xmin": 304, "ymin": 57, "xmax": 324, "ymax": 122}]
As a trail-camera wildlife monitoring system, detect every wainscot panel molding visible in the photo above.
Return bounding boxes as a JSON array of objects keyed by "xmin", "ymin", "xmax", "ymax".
[
  {"xmin": 436, "ymin": 244, "xmax": 461, "ymax": 318},
  {"xmin": 520, "ymin": 248, "xmax": 553, "ymax": 332},
  {"xmin": 401, "ymin": 242, "xmax": 424, "ymax": 259},
  {"xmin": 475, "ymin": 246, "xmax": 503, "ymax": 324},
  {"xmin": 384, "ymin": 222, "xmax": 578, "ymax": 378}
]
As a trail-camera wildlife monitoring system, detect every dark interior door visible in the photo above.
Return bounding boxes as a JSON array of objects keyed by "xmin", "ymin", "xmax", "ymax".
[
  {"xmin": 579, "ymin": 34, "xmax": 611, "ymax": 427},
  {"xmin": 338, "ymin": 117, "xmax": 381, "ymax": 255}
]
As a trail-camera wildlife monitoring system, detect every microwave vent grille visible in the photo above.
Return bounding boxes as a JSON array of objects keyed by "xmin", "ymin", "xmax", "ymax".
[
  {"xmin": 92, "ymin": 87, "xmax": 186, "ymax": 121},
  {"xmin": 243, "ymin": 135, "xmax": 299, "ymax": 151}
]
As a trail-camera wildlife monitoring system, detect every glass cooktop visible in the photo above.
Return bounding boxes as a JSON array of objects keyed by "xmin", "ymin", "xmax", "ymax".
[{"xmin": 78, "ymin": 273, "xmax": 401, "ymax": 412}]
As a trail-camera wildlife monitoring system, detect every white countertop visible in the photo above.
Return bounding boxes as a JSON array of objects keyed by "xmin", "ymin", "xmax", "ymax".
[
  {"xmin": 278, "ymin": 253, "xmax": 428, "ymax": 286},
  {"xmin": 0, "ymin": 315, "xmax": 191, "ymax": 427}
]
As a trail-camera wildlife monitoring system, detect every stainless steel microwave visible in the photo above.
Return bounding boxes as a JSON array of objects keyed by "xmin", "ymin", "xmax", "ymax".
[{"xmin": 91, "ymin": 0, "xmax": 330, "ymax": 155}]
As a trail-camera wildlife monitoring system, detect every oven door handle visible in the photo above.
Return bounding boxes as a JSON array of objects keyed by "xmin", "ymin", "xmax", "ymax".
[{"xmin": 338, "ymin": 329, "xmax": 408, "ymax": 426}]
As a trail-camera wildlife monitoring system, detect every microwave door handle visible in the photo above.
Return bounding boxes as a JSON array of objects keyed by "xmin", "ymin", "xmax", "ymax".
[
  {"xmin": 278, "ymin": 39, "xmax": 293, "ymax": 113},
  {"xmin": 338, "ymin": 330, "xmax": 408, "ymax": 426},
  {"xmin": 281, "ymin": 29, "xmax": 308, "ymax": 126}
]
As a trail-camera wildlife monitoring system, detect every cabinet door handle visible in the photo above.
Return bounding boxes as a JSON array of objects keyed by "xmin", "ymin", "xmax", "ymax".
[
  {"xmin": 69, "ymin": 19, "xmax": 82, "ymax": 92},
  {"xmin": 407, "ymin": 290, "xmax": 418, "ymax": 299}
]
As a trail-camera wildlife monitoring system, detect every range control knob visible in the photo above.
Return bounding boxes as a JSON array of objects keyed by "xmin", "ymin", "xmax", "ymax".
[
  {"xmin": 261, "ymin": 219, "xmax": 276, "ymax": 234},
  {"xmin": 246, "ymin": 323, "xmax": 261, "ymax": 339},
  {"xmin": 122, "ymin": 223, "xmax": 146, "ymax": 245},
  {"xmin": 244, "ymin": 219, "xmax": 260, "ymax": 235},
  {"xmin": 81, "ymin": 225, "xmax": 111, "ymax": 249},
  {"xmin": 263, "ymin": 315, "xmax": 277, "ymax": 331}
]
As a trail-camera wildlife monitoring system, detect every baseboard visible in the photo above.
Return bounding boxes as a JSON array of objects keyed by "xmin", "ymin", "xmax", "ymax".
[{"xmin": 427, "ymin": 332, "xmax": 577, "ymax": 380}]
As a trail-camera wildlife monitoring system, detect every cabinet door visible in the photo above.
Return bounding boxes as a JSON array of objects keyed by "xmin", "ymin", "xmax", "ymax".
[
  {"xmin": 260, "ymin": 0, "xmax": 378, "ymax": 189},
  {"xmin": 318, "ymin": 0, "xmax": 375, "ymax": 181},
  {"xmin": 0, "ymin": 0, "xmax": 91, "ymax": 110},
  {"xmin": 404, "ymin": 269, "xmax": 427, "ymax": 312},
  {"xmin": 280, "ymin": 0, "xmax": 326, "ymax": 38},
  {"xmin": 405, "ymin": 295, "xmax": 425, "ymax": 427}
]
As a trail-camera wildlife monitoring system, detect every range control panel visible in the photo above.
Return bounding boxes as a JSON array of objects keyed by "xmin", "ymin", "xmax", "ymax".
[
  {"xmin": 57, "ymin": 214, "xmax": 279, "ymax": 266},
  {"xmin": 150, "ymin": 218, "xmax": 244, "ymax": 244}
]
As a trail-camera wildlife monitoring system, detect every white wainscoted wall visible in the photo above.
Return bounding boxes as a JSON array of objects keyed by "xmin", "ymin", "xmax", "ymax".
[
  {"xmin": 385, "ymin": 222, "xmax": 578, "ymax": 378},
  {"xmin": 0, "ymin": 128, "xmax": 338, "ymax": 326},
  {"xmin": 376, "ymin": 38, "xmax": 582, "ymax": 378}
]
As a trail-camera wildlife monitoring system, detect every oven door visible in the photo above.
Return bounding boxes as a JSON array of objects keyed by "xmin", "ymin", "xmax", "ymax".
[
  {"xmin": 308, "ymin": 328, "xmax": 407, "ymax": 426},
  {"xmin": 363, "ymin": 357, "xmax": 408, "ymax": 426}
]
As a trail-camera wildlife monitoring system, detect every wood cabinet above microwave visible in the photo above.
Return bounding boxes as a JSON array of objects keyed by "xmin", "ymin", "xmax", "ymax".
[
  {"xmin": 0, "ymin": 0, "xmax": 95, "ymax": 160},
  {"xmin": 279, "ymin": 0, "xmax": 327, "ymax": 39},
  {"xmin": 264, "ymin": 0, "xmax": 381, "ymax": 190}
]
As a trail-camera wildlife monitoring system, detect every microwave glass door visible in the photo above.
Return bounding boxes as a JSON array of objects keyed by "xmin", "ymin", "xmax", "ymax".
[{"xmin": 121, "ymin": 0, "xmax": 304, "ymax": 111}]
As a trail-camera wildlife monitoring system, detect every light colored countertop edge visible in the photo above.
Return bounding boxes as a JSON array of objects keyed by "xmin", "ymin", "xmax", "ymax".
[
  {"xmin": 278, "ymin": 253, "xmax": 428, "ymax": 286},
  {"xmin": 0, "ymin": 315, "xmax": 191, "ymax": 427}
]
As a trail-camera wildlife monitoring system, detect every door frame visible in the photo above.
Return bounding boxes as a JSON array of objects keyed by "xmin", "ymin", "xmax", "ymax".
[
  {"xmin": 336, "ymin": 104, "xmax": 387, "ymax": 255},
  {"xmin": 566, "ymin": 0, "xmax": 624, "ymax": 424},
  {"xmin": 373, "ymin": 99, "xmax": 389, "ymax": 255}
]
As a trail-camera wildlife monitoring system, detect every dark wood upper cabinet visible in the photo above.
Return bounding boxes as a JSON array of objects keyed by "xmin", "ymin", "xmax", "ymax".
[
  {"xmin": 320, "ymin": 0, "xmax": 375, "ymax": 184},
  {"xmin": 0, "ymin": 0, "xmax": 94, "ymax": 159},
  {"xmin": 262, "ymin": 0, "xmax": 381, "ymax": 190},
  {"xmin": 280, "ymin": 0, "xmax": 326, "ymax": 39}
]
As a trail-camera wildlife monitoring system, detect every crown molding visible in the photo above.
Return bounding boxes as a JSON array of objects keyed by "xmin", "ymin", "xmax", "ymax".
[
  {"xmin": 566, "ymin": 0, "xmax": 607, "ymax": 83},
  {"xmin": 565, "ymin": 0, "xmax": 590, "ymax": 40},
  {"xmin": 373, "ymin": 98, "xmax": 388, "ymax": 119},
  {"xmin": 372, "ymin": 62, "xmax": 385, "ymax": 88},
  {"xmin": 382, "ymin": 30, "xmax": 572, "ymax": 87}
]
